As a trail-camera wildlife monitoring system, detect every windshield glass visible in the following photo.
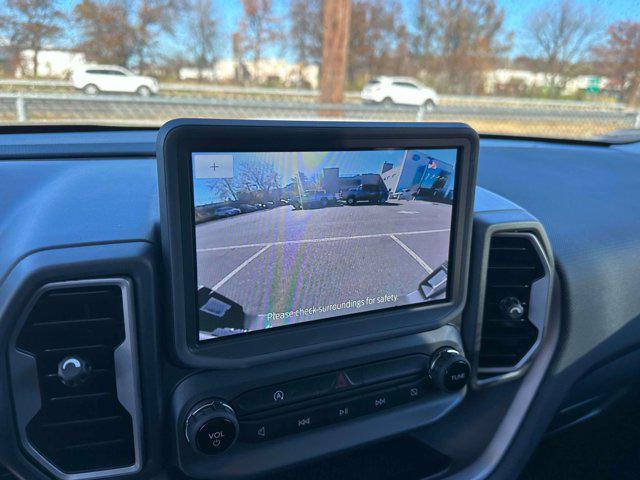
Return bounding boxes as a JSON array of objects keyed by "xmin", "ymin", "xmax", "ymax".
[{"xmin": 0, "ymin": 0, "xmax": 638, "ymax": 141}]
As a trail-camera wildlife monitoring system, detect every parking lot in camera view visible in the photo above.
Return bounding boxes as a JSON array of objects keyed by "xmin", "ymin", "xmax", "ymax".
[{"xmin": 195, "ymin": 199, "xmax": 452, "ymax": 327}]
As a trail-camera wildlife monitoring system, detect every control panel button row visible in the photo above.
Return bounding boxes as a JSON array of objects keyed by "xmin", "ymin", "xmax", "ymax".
[
  {"xmin": 238, "ymin": 378, "xmax": 429, "ymax": 443},
  {"xmin": 232, "ymin": 354, "xmax": 429, "ymax": 416}
]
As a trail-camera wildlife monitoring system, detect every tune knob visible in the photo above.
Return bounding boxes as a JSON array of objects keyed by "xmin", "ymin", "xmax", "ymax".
[
  {"xmin": 185, "ymin": 400, "xmax": 239, "ymax": 455},
  {"xmin": 428, "ymin": 348, "xmax": 470, "ymax": 392}
]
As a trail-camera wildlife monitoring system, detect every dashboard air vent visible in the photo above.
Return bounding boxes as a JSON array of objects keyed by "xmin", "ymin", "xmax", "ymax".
[
  {"xmin": 478, "ymin": 234, "xmax": 548, "ymax": 374},
  {"xmin": 15, "ymin": 283, "xmax": 137, "ymax": 474}
]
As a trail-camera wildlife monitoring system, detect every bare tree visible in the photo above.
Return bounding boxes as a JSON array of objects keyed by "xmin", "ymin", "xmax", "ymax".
[
  {"xmin": 231, "ymin": 31, "xmax": 248, "ymax": 83},
  {"xmin": 208, "ymin": 179, "xmax": 239, "ymax": 203},
  {"xmin": 158, "ymin": 51, "xmax": 188, "ymax": 80},
  {"xmin": 288, "ymin": 0, "xmax": 322, "ymax": 86},
  {"xmin": 347, "ymin": 0, "xmax": 407, "ymax": 86},
  {"xmin": 74, "ymin": 0, "xmax": 136, "ymax": 67},
  {"xmin": 411, "ymin": 0, "xmax": 510, "ymax": 94},
  {"xmin": 74, "ymin": 0, "xmax": 182, "ymax": 73},
  {"xmin": 134, "ymin": 0, "xmax": 184, "ymax": 74},
  {"xmin": 411, "ymin": 0, "xmax": 436, "ymax": 66},
  {"xmin": 189, "ymin": 0, "xmax": 218, "ymax": 81},
  {"xmin": 236, "ymin": 0, "xmax": 280, "ymax": 81},
  {"xmin": 593, "ymin": 21, "xmax": 640, "ymax": 107},
  {"xmin": 0, "ymin": 0, "xmax": 65, "ymax": 77},
  {"xmin": 526, "ymin": 0, "xmax": 600, "ymax": 91},
  {"xmin": 237, "ymin": 159, "xmax": 280, "ymax": 199}
]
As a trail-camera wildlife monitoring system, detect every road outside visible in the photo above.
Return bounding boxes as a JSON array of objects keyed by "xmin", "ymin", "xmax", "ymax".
[
  {"xmin": 0, "ymin": 89, "xmax": 636, "ymax": 141},
  {"xmin": 196, "ymin": 200, "xmax": 451, "ymax": 331}
]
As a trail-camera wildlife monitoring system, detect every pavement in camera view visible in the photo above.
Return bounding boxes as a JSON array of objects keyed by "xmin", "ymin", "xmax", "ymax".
[{"xmin": 195, "ymin": 200, "xmax": 452, "ymax": 328}]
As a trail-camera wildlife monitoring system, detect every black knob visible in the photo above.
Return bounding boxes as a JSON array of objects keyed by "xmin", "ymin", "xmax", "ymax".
[
  {"xmin": 499, "ymin": 296, "xmax": 525, "ymax": 320},
  {"xmin": 57, "ymin": 356, "xmax": 92, "ymax": 387},
  {"xmin": 185, "ymin": 400, "xmax": 238, "ymax": 455},
  {"xmin": 428, "ymin": 348, "xmax": 470, "ymax": 392}
]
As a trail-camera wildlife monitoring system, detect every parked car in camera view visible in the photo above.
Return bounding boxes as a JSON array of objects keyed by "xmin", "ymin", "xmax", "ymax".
[
  {"xmin": 291, "ymin": 190, "xmax": 337, "ymax": 209},
  {"xmin": 360, "ymin": 76, "xmax": 439, "ymax": 110},
  {"xmin": 340, "ymin": 184, "xmax": 389, "ymax": 205},
  {"xmin": 214, "ymin": 206, "xmax": 241, "ymax": 218},
  {"xmin": 71, "ymin": 65, "xmax": 159, "ymax": 96},
  {"xmin": 238, "ymin": 204, "xmax": 258, "ymax": 213},
  {"xmin": 390, "ymin": 188, "xmax": 414, "ymax": 200}
]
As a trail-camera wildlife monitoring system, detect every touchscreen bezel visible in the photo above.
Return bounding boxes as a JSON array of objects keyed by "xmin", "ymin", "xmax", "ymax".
[{"xmin": 157, "ymin": 119, "xmax": 478, "ymax": 368}]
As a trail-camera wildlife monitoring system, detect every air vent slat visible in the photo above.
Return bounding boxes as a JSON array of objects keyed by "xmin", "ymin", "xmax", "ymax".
[
  {"xmin": 478, "ymin": 235, "xmax": 546, "ymax": 372},
  {"xmin": 54, "ymin": 440, "xmax": 134, "ymax": 473},
  {"xmin": 40, "ymin": 414, "xmax": 124, "ymax": 429},
  {"xmin": 39, "ymin": 418, "xmax": 132, "ymax": 449},
  {"xmin": 42, "ymin": 368, "xmax": 113, "ymax": 398},
  {"xmin": 16, "ymin": 284, "xmax": 136, "ymax": 474},
  {"xmin": 60, "ymin": 438, "xmax": 128, "ymax": 451},
  {"xmin": 20, "ymin": 322, "xmax": 124, "ymax": 351},
  {"xmin": 31, "ymin": 316, "xmax": 117, "ymax": 328},
  {"xmin": 49, "ymin": 391, "xmax": 113, "ymax": 403}
]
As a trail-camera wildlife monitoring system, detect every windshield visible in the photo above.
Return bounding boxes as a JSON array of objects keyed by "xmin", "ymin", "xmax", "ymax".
[{"xmin": 0, "ymin": 0, "xmax": 638, "ymax": 142}]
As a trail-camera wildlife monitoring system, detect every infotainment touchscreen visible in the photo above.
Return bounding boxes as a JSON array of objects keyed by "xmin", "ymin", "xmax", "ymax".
[{"xmin": 192, "ymin": 148, "xmax": 459, "ymax": 341}]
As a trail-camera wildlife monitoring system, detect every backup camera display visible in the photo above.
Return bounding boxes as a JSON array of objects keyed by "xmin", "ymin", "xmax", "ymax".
[{"xmin": 192, "ymin": 149, "xmax": 457, "ymax": 341}]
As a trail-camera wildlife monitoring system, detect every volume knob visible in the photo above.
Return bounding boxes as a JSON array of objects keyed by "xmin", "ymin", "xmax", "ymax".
[{"xmin": 185, "ymin": 400, "xmax": 238, "ymax": 455}]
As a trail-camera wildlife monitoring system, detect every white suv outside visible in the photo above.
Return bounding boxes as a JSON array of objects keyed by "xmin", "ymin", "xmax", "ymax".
[
  {"xmin": 360, "ymin": 76, "xmax": 439, "ymax": 110},
  {"xmin": 71, "ymin": 65, "xmax": 159, "ymax": 96}
]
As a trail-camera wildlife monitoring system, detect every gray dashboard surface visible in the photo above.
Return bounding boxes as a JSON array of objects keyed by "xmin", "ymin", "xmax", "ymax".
[
  {"xmin": 1, "ymin": 130, "xmax": 640, "ymax": 479},
  {"xmin": 478, "ymin": 139, "xmax": 640, "ymax": 374},
  {"xmin": 1, "ymin": 132, "xmax": 639, "ymax": 372},
  {"xmin": 0, "ymin": 156, "xmax": 158, "ymax": 284}
]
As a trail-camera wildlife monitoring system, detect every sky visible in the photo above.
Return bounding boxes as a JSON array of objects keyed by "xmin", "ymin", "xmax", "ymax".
[
  {"xmin": 202, "ymin": 0, "xmax": 640, "ymax": 59},
  {"xmin": 192, "ymin": 148, "xmax": 458, "ymax": 205},
  {"xmin": 52, "ymin": 0, "xmax": 640, "ymax": 61}
]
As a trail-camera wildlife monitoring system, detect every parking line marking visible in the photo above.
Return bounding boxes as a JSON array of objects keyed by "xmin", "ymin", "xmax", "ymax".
[
  {"xmin": 211, "ymin": 244, "xmax": 271, "ymax": 290},
  {"xmin": 389, "ymin": 234, "xmax": 433, "ymax": 274},
  {"xmin": 196, "ymin": 228, "xmax": 450, "ymax": 252}
]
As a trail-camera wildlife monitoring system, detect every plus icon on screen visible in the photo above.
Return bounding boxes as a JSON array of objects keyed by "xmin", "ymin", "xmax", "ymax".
[{"xmin": 193, "ymin": 154, "xmax": 233, "ymax": 179}]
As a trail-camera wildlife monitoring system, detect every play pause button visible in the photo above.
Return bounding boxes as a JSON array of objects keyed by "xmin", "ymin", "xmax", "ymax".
[
  {"xmin": 334, "ymin": 404, "xmax": 352, "ymax": 420},
  {"xmin": 326, "ymin": 400, "xmax": 360, "ymax": 422}
]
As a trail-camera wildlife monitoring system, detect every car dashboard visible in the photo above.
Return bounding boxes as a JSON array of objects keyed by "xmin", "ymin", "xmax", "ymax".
[{"xmin": 1, "ymin": 129, "xmax": 639, "ymax": 480}]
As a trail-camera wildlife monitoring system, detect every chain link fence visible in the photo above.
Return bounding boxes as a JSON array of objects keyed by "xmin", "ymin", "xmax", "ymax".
[{"xmin": 0, "ymin": 85, "xmax": 638, "ymax": 140}]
